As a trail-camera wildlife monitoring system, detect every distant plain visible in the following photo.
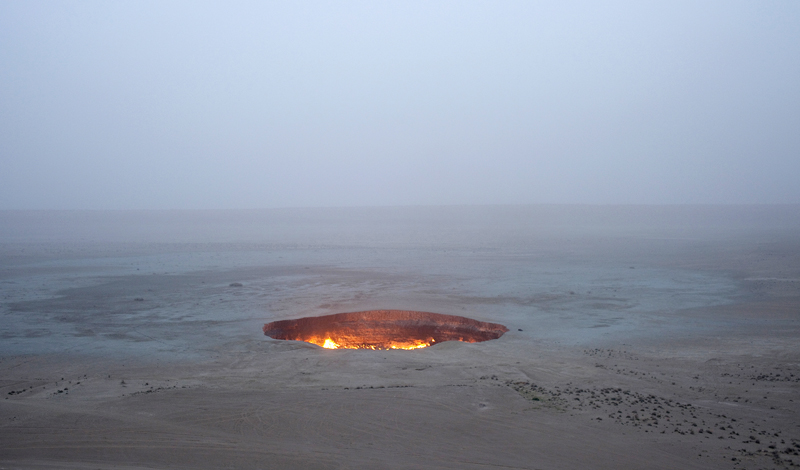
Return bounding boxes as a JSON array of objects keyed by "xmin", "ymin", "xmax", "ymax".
[{"xmin": 1, "ymin": 206, "xmax": 799, "ymax": 469}]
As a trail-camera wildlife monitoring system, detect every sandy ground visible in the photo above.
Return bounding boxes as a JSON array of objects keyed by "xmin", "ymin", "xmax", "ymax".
[{"xmin": 1, "ymin": 207, "xmax": 799, "ymax": 469}]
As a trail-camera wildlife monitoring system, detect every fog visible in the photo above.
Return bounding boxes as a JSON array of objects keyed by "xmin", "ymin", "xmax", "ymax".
[{"xmin": 2, "ymin": 1, "xmax": 799, "ymax": 209}]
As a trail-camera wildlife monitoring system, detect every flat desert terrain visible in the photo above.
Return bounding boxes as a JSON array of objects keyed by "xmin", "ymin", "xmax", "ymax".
[{"xmin": 1, "ymin": 206, "xmax": 799, "ymax": 469}]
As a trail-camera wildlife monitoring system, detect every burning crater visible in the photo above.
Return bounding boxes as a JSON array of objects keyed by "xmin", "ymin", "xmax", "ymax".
[{"xmin": 263, "ymin": 310, "xmax": 509, "ymax": 350}]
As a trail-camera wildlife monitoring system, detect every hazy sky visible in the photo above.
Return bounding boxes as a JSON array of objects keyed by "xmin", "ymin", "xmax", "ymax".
[{"xmin": 1, "ymin": 1, "xmax": 799, "ymax": 209}]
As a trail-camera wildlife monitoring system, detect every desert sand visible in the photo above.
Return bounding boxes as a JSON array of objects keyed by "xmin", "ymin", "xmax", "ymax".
[{"xmin": 1, "ymin": 206, "xmax": 799, "ymax": 469}]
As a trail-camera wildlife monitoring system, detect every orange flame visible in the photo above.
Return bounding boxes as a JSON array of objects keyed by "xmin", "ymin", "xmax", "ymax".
[{"xmin": 310, "ymin": 337, "xmax": 435, "ymax": 350}]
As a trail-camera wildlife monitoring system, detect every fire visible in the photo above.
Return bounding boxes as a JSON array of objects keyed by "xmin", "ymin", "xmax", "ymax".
[
  {"xmin": 312, "ymin": 337, "xmax": 435, "ymax": 350},
  {"xmin": 390, "ymin": 339, "xmax": 434, "ymax": 350}
]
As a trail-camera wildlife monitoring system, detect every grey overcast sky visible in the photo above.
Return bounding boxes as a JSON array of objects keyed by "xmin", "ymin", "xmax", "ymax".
[{"xmin": 1, "ymin": 1, "xmax": 799, "ymax": 209}]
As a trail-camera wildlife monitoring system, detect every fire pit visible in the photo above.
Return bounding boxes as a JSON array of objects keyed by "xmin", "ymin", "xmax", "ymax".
[{"xmin": 263, "ymin": 309, "xmax": 509, "ymax": 350}]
